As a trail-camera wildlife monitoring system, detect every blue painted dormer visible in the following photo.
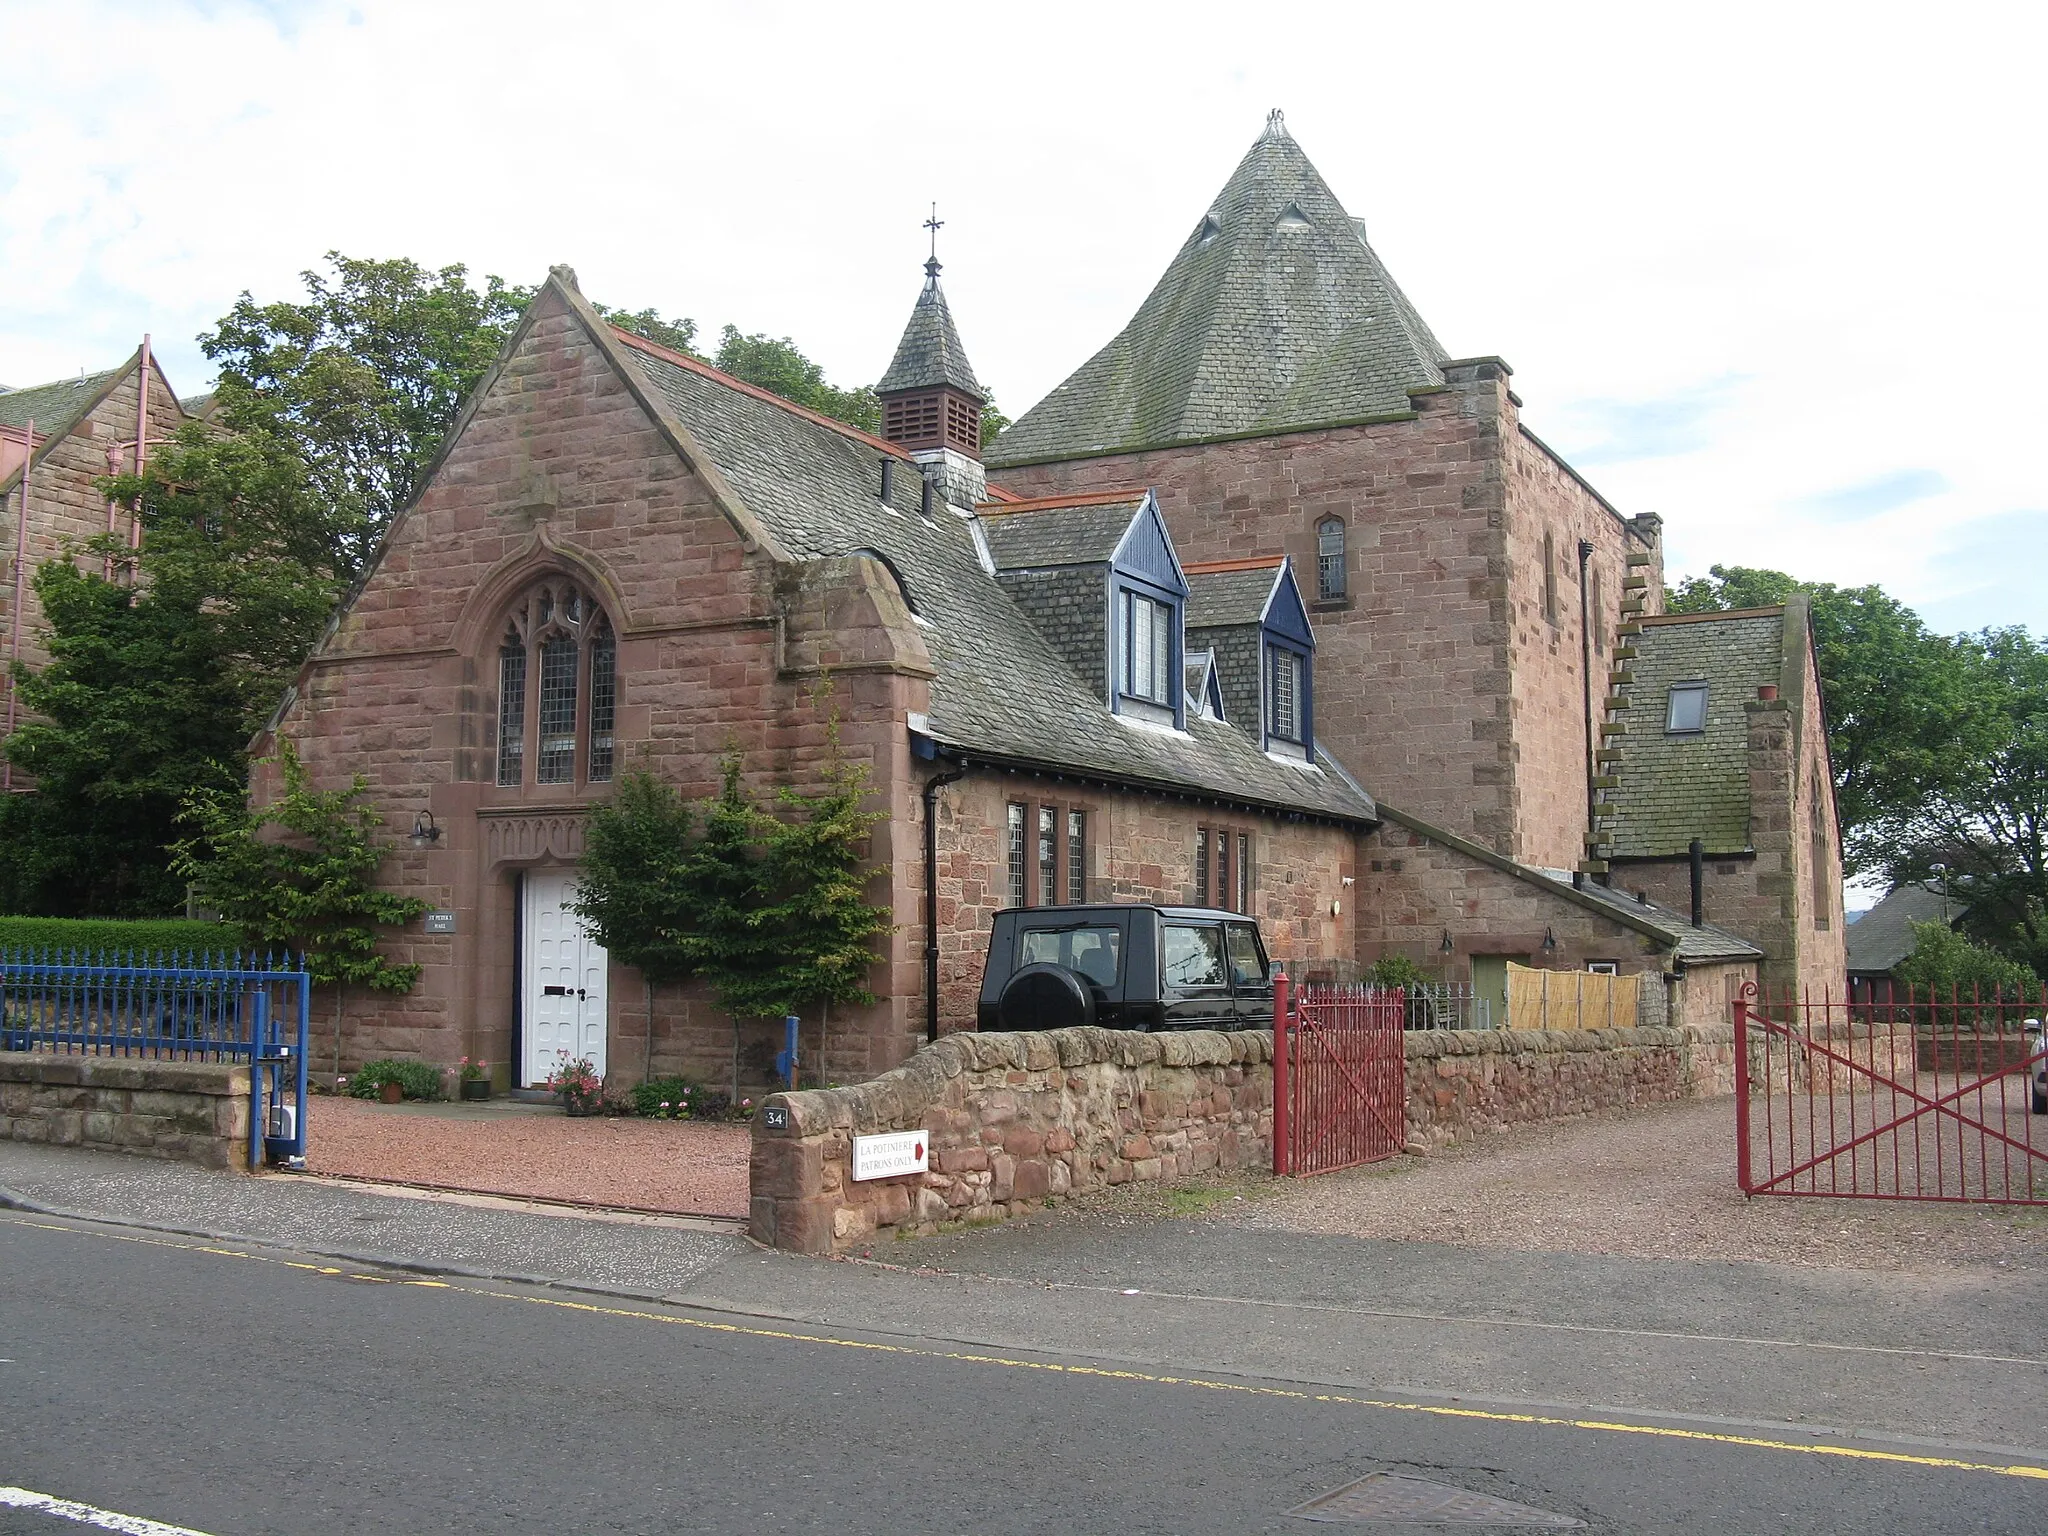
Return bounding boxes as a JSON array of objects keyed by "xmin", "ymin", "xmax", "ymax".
[
  {"xmin": 1184, "ymin": 556, "xmax": 1316, "ymax": 764},
  {"xmin": 1108, "ymin": 492, "xmax": 1189, "ymax": 731}
]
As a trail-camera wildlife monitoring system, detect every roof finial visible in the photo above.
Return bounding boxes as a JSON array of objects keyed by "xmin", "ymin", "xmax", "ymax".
[
  {"xmin": 922, "ymin": 201, "xmax": 945, "ymax": 282},
  {"xmin": 1262, "ymin": 108, "xmax": 1288, "ymax": 141}
]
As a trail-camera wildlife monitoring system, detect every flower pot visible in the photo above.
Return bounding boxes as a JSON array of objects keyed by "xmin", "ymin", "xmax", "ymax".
[
  {"xmin": 378, "ymin": 1080, "xmax": 404, "ymax": 1105},
  {"xmin": 459, "ymin": 1079, "xmax": 490, "ymax": 1102},
  {"xmin": 563, "ymin": 1097, "xmax": 602, "ymax": 1118}
]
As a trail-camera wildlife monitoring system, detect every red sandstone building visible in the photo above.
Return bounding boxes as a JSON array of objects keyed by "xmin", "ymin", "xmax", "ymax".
[{"xmin": 236, "ymin": 113, "xmax": 1839, "ymax": 1090}]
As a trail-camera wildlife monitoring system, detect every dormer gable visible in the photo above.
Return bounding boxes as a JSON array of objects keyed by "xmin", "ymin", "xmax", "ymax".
[
  {"xmin": 974, "ymin": 487, "xmax": 1189, "ymax": 730},
  {"xmin": 1184, "ymin": 556, "xmax": 1316, "ymax": 763}
]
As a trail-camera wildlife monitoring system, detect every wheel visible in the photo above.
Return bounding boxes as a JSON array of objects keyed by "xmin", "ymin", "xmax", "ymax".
[{"xmin": 997, "ymin": 963, "xmax": 1097, "ymax": 1031}]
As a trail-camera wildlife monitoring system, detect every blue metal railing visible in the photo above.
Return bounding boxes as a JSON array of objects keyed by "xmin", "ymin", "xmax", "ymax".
[{"xmin": 0, "ymin": 947, "xmax": 312, "ymax": 1166}]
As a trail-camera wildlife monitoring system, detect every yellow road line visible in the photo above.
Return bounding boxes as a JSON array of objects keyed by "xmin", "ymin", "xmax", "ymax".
[{"xmin": 11, "ymin": 1214, "xmax": 2047, "ymax": 1483}]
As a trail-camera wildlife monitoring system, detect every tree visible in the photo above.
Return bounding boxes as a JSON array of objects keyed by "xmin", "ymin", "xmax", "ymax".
[
  {"xmin": 1891, "ymin": 920, "xmax": 2040, "ymax": 1030},
  {"xmin": 1874, "ymin": 628, "xmax": 2048, "ymax": 979},
  {"xmin": 570, "ymin": 772, "xmax": 698, "ymax": 1081},
  {"xmin": 202, "ymin": 252, "xmax": 529, "ymax": 580},
  {"xmin": 713, "ymin": 327, "xmax": 880, "ymax": 434},
  {"xmin": 597, "ymin": 306, "xmax": 701, "ymax": 358},
  {"xmin": 672, "ymin": 758, "xmax": 777, "ymax": 1097},
  {"xmin": 1666, "ymin": 565, "xmax": 1996, "ymax": 875},
  {"xmin": 0, "ymin": 427, "xmax": 343, "ymax": 918},
  {"xmin": 172, "ymin": 739, "xmax": 427, "ymax": 1075}
]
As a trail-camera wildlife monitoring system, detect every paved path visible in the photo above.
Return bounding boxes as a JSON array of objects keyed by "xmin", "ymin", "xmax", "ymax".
[{"xmin": 306, "ymin": 1093, "xmax": 751, "ymax": 1218}]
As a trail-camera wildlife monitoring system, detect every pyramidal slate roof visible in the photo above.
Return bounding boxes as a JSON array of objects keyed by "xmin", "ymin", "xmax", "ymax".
[
  {"xmin": 877, "ymin": 260, "xmax": 984, "ymax": 398},
  {"xmin": 988, "ymin": 110, "xmax": 1449, "ymax": 467},
  {"xmin": 604, "ymin": 319, "xmax": 1376, "ymax": 826},
  {"xmin": 1185, "ymin": 558, "xmax": 1285, "ymax": 628}
]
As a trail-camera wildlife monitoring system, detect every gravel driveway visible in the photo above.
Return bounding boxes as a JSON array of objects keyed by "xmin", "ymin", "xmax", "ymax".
[
  {"xmin": 306, "ymin": 1094, "xmax": 750, "ymax": 1218},
  {"xmin": 1245, "ymin": 1096, "xmax": 2047, "ymax": 1274}
]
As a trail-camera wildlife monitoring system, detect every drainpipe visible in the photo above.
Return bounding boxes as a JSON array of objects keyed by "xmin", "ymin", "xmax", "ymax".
[
  {"xmin": 130, "ymin": 335, "xmax": 151, "ymax": 554},
  {"xmin": 4, "ymin": 418, "xmax": 31, "ymax": 793},
  {"xmin": 1576, "ymin": 538, "xmax": 1596, "ymax": 890},
  {"xmin": 922, "ymin": 761, "xmax": 968, "ymax": 1041}
]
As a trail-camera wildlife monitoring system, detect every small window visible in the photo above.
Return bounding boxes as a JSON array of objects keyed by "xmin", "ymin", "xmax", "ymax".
[
  {"xmin": 1666, "ymin": 683, "xmax": 1708, "ymax": 734},
  {"xmin": 1215, "ymin": 829, "xmax": 1231, "ymax": 912},
  {"xmin": 1543, "ymin": 532, "xmax": 1559, "ymax": 625},
  {"xmin": 1162, "ymin": 924, "xmax": 1227, "ymax": 989},
  {"xmin": 587, "ymin": 621, "xmax": 616, "ymax": 783},
  {"xmin": 1268, "ymin": 647, "xmax": 1304, "ymax": 743},
  {"xmin": 1121, "ymin": 589, "xmax": 1174, "ymax": 705},
  {"xmin": 1316, "ymin": 517, "xmax": 1346, "ymax": 601},
  {"xmin": 1236, "ymin": 833, "xmax": 1250, "ymax": 914},
  {"xmin": 1587, "ymin": 961, "xmax": 1619, "ymax": 976},
  {"xmin": 1067, "ymin": 810, "xmax": 1087, "ymax": 903},
  {"xmin": 495, "ymin": 635, "xmax": 526, "ymax": 787},
  {"xmin": 1006, "ymin": 803, "xmax": 1027, "ymax": 907},
  {"xmin": 1193, "ymin": 830, "xmax": 1209, "ymax": 905},
  {"xmin": 1037, "ymin": 805, "xmax": 1056, "ymax": 905},
  {"xmin": 1020, "ymin": 925, "xmax": 1121, "ymax": 987}
]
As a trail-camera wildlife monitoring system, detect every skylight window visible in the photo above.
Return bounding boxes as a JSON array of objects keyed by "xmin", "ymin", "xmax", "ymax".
[{"xmin": 1666, "ymin": 683, "xmax": 1708, "ymax": 734}]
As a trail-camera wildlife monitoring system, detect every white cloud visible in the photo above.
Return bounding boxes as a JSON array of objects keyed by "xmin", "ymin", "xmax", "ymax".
[{"xmin": 3, "ymin": 0, "xmax": 2042, "ymax": 630}]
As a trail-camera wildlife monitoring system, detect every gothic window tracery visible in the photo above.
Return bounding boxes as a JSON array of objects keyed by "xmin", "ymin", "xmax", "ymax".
[{"xmin": 493, "ymin": 578, "xmax": 617, "ymax": 789}]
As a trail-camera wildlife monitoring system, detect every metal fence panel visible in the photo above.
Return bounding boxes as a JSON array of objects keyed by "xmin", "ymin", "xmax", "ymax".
[{"xmin": 1274, "ymin": 978, "xmax": 1406, "ymax": 1176}]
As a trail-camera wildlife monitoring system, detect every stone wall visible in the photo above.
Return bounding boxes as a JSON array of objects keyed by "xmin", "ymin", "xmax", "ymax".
[
  {"xmin": 0, "ymin": 1052, "xmax": 251, "ymax": 1170},
  {"xmin": 749, "ymin": 1020, "xmax": 1794, "ymax": 1253},
  {"xmin": 750, "ymin": 1027, "xmax": 1275, "ymax": 1254}
]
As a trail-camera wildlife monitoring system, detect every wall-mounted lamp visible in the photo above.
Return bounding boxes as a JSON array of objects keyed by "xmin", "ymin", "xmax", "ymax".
[
  {"xmin": 1541, "ymin": 927, "xmax": 1558, "ymax": 954},
  {"xmin": 409, "ymin": 811, "xmax": 443, "ymax": 850},
  {"xmin": 1440, "ymin": 929, "xmax": 1455, "ymax": 954}
]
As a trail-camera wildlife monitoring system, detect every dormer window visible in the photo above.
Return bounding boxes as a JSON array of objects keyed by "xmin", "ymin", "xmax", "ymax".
[
  {"xmin": 1121, "ymin": 589, "xmax": 1175, "ymax": 706},
  {"xmin": 1268, "ymin": 648, "xmax": 1303, "ymax": 742}
]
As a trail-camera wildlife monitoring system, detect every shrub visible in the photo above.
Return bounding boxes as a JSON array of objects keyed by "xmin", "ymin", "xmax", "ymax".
[
  {"xmin": 1367, "ymin": 952, "xmax": 1432, "ymax": 991},
  {"xmin": 346, "ymin": 1058, "xmax": 445, "ymax": 1101},
  {"xmin": 0, "ymin": 915, "xmax": 235, "ymax": 960},
  {"xmin": 631, "ymin": 1074, "xmax": 702, "ymax": 1119}
]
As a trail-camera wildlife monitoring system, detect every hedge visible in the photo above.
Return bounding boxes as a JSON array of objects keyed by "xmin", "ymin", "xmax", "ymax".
[{"xmin": 0, "ymin": 915, "xmax": 239, "ymax": 960}]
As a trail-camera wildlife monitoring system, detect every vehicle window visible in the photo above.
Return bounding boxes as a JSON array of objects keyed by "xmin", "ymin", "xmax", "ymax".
[
  {"xmin": 1162, "ymin": 924, "xmax": 1226, "ymax": 989},
  {"xmin": 1225, "ymin": 925, "xmax": 1267, "ymax": 986},
  {"xmin": 1019, "ymin": 926, "xmax": 1122, "ymax": 987}
]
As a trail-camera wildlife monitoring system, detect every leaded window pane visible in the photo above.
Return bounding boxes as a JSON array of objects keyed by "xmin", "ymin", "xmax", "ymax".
[
  {"xmin": 1216, "ymin": 828, "xmax": 1231, "ymax": 910},
  {"xmin": 1269, "ymin": 648, "xmax": 1301, "ymax": 741},
  {"xmin": 1038, "ymin": 805, "xmax": 1056, "ymax": 906},
  {"xmin": 588, "ymin": 625, "xmax": 617, "ymax": 783},
  {"xmin": 537, "ymin": 634, "xmax": 579, "ymax": 783},
  {"xmin": 1317, "ymin": 518, "xmax": 1346, "ymax": 600},
  {"xmin": 1123, "ymin": 592, "xmax": 1173, "ymax": 705},
  {"xmin": 1236, "ymin": 834, "xmax": 1249, "ymax": 914},
  {"xmin": 1006, "ymin": 803, "xmax": 1027, "ymax": 907},
  {"xmin": 1194, "ymin": 828, "xmax": 1209, "ymax": 905},
  {"xmin": 1067, "ymin": 810, "xmax": 1086, "ymax": 903},
  {"xmin": 496, "ymin": 641, "xmax": 526, "ymax": 787}
]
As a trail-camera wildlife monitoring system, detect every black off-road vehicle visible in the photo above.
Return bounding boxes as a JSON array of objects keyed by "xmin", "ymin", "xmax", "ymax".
[{"xmin": 976, "ymin": 904, "xmax": 1275, "ymax": 1033}]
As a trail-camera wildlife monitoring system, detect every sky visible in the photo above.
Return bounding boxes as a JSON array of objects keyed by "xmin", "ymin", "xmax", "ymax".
[{"xmin": 1, "ymin": 0, "xmax": 2042, "ymax": 638}]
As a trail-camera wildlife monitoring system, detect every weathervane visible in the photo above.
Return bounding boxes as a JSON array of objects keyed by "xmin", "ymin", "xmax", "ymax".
[{"xmin": 923, "ymin": 202, "xmax": 944, "ymax": 279}]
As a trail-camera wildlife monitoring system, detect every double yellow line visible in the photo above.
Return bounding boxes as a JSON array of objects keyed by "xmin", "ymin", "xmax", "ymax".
[{"xmin": 12, "ymin": 1214, "xmax": 2047, "ymax": 1484}]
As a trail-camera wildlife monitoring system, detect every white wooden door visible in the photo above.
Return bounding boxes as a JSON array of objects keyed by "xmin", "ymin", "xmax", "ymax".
[{"xmin": 522, "ymin": 870, "xmax": 610, "ymax": 1087}]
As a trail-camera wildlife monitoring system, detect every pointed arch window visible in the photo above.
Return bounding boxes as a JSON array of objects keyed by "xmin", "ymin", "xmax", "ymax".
[
  {"xmin": 1316, "ymin": 517, "xmax": 1346, "ymax": 601},
  {"xmin": 494, "ymin": 578, "xmax": 617, "ymax": 789}
]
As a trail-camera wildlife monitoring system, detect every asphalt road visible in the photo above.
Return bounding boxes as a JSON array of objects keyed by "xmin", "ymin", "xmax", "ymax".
[{"xmin": 2, "ymin": 1211, "xmax": 2043, "ymax": 1535}]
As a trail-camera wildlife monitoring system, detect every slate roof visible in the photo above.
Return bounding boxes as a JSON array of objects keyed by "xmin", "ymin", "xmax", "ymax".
[
  {"xmin": 609, "ymin": 323, "xmax": 1377, "ymax": 825},
  {"xmin": 1846, "ymin": 883, "xmax": 1963, "ymax": 975},
  {"xmin": 1570, "ymin": 876, "xmax": 1765, "ymax": 964},
  {"xmin": 1185, "ymin": 559, "xmax": 1282, "ymax": 627},
  {"xmin": 1606, "ymin": 610, "xmax": 1787, "ymax": 858},
  {"xmin": 977, "ymin": 493, "xmax": 1149, "ymax": 569},
  {"xmin": 987, "ymin": 111, "xmax": 1448, "ymax": 467},
  {"xmin": 0, "ymin": 369, "xmax": 120, "ymax": 434},
  {"xmin": 877, "ymin": 262, "xmax": 984, "ymax": 398}
]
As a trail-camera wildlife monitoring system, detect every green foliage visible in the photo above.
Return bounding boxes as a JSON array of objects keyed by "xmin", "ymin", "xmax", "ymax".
[
  {"xmin": 596, "ymin": 305, "xmax": 701, "ymax": 357},
  {"xmin": 571, "ymin": 772, "xmax": 697, "ymax": 983},
  {"xmin": 980, "ymin": 395, "xmax": 1011, "ymax": 450},
  {"xmin": 713, "ymin": 326, "xmax": 880, "ymax": 434},
  {"xmin": 171, "ymin": 739, "xmax": 426, "ymax": 992},
  {"xmin": 1366, "ymin": 952, "xmax": 1432, "ymax": 990},
  {"xmin": 0, "ymin": 915, "xmax": 229, "ymax": 957},
  {"xmin": 1666, "ymin": 565, "xmax": 1997, "ymax": 877},
  {"xmin": 201, "ymin": 252, "xmax": 529, "ymax": 580},
  {"xmin": 630, "ymin": 1074, "xmax": 702, "ymax": 1118},
  {"xmin": 1892, "ymin": 921, "xmax": 2040, "ymax": 1031},
  {"xmin": 346, "ymin": 1058, "xmax": 445, "ymax": 1101}
]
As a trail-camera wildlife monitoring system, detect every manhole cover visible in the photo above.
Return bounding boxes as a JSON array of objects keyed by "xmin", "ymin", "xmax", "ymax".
[{"xmin": 1288, "ymin": 1471, "xmax": 1585, "ymax": 1526}]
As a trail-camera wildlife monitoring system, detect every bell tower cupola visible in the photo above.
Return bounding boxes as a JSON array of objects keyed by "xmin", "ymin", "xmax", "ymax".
[{"xmin": 877, "ymin": 207, "xmax": 988, "ymax": 507}]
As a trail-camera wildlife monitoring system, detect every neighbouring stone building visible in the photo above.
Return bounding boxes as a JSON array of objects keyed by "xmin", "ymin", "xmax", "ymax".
[{"xmin": 1, "ymin": 344, "xmax": 198, "ymax": 781}]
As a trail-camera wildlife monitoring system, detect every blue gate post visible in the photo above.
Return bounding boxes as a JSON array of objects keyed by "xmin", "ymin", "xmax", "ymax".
[
  {"xmin": 248, "ymin": 988, "xmax": 269, "ymax": 1171},
  {"xmin": 773, "ymin": 1014, "xmax": 801, "ymax": 1090},
  {"xmin": 292, "ymin": 965, "xmax": 310, "ymax": 1159}
]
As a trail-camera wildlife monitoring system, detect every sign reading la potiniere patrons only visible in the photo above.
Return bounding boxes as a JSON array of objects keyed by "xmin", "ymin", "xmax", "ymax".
[{"xmin": 851, "ymin": 1130, "xmax": 928, "ymax": 1181}]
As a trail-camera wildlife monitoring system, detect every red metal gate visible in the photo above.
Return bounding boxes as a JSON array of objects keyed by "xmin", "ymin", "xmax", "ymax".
[
  {"xmin": 1272, "ymin": 976, "xmax": 1406, "ymax": 1176},
  {"xmin": 1735, "ymin": 981, "xmax": 2048, "ymax": 1204}
]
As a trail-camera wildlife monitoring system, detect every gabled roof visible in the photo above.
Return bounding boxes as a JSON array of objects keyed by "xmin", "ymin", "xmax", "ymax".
[
  {"xmin": 977, "ymin": 490, "xmax": 1152, "ymax": 569},
  {"xmin": 0, "ymin": 368, "xmax": 122, "ymax": 435},
  {"xmin": 1846, "ymin": 883, "xmax": 1964, "ymax": 975},
  {"xmin": 604, "ymin": 312, "xmax": 1377, "ymax": 826},
  {"xmin": 877, "ymin": 261, "xmax": 984, "ymax": 398},
  {"xmin": 1606, "ymin": 608, "xmax": 1788, "ymax": 859},
  {"xmin": 987, "ymin": 110, "xmax": 1448, "ymax": 468},
  {"xmin": 1185, "ymin": 649, "xmax": 1225, "ymax": 721}
]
